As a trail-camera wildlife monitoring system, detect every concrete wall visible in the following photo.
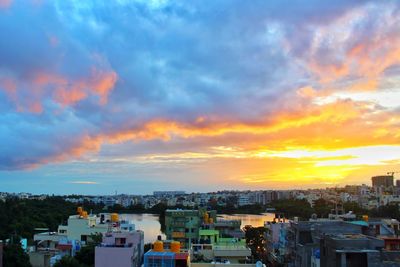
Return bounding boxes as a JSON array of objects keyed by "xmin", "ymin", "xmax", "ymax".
[
  {"xmin": 95, "ymin": 247, "xmax": 138, "ymax": 267},
  {"xmin": 29, "ymin": 251, "xmax": 52, "ymax": 267}
]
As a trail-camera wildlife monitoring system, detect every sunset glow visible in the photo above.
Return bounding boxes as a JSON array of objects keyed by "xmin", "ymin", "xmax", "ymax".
[{"xmin": 0, "ymin": 0, "xmax": 399, "ymax": 194}]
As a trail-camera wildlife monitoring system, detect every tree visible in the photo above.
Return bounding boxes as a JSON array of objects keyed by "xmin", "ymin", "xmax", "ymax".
[
  {"xmin": 370, "ymin": 204, "xmax": 400, "ymax": 220},
  {"xmin": 243, "ymin": 226, "xmax": 266, "ymax": 262},
  {"xmin": 74, "ymin": 233, "xmax": 102, "ymax": 267},
  {"xmin": 313, "ymin": 198, "xmax": 332, "ymax": 218},
  {"xmin": 272, "ymin": 199, "xmax": 313, "ymax": 219},
  {"xmin": 3, "ymin": 237, "xmax": 31, "ymax": 267},
  {"xmin": 343, "ymin": 202, "xmax": 368, "ymax": 216},
  {"xmin": 54, "ymin": 256, "xmax": 84, "ymax": 267}
]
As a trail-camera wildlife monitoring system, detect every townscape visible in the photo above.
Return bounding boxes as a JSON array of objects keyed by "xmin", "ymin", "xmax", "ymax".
[
  {"xmin": 1, "ymin": 1, "xmax": 400, "ymax": 266},
  {"xmin": 1, "ymin": 174, "xmax": 400, "ymax": 266}
]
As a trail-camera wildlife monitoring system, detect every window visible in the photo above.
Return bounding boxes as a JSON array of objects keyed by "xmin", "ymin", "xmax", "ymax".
[
  {"xmin": 376, "ymin": 225, "xmax": 381, "ymax": 235},
  {"xmin": 115, "ymin": 238, "xmax": 126, "ymax": 246}
]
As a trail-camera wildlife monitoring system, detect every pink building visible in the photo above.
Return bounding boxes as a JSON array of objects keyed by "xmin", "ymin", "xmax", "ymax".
[{"xmin": 95, "ymin": 231, "xmax": 144, "ymax": 267}]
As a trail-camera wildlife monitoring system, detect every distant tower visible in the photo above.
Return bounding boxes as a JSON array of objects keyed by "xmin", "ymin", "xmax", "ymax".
[{"xmin": 371, "ymin": 175, "xmax": 393, "ymax": 187}]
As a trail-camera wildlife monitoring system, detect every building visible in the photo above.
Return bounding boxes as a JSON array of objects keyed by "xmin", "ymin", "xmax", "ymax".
[
  {"xmin": 145, "ymin": 239, "xmax": 257, "ymax": 267},
  {"xmin": 191, "ymin": 229, "xmax": 251, "ymax": 264},
  {"xmin": 265, "ymin": 216, "xmax": 290, "ymax": 265},
  {"xmin": 144, "ymin": 240, "xmax": 190, "ymax": 267},
  {"xmin": 165, "ymin": 209, "xmax": 216, "ymax": 249},
  {"xmin": 29, "ymin": 250, "xmax": 54, "ymax": 267},
  {"xmin": 95, "ymin": 230, "xmax": 144, "ymax": 267},
  {"xmin": 238, "ymin": 195, "xmax": 251, "ymax": 206},
  {"xmin": 33, "ymin": 209, "xmax": 135, "ymax": 267},
  {"xmin": 319, "ymin": 234, "xmax": 385, "ymax": 267},
  {"xmin": 372, "ymin": 175, "xmax": 394, "ymax": 188},
  {"xmin": 55, "ymin": 210, "xmax": 135, "ymax": 244},
  {"xmin": 285, "ymin": 215, "xmax": 400, "ymax": 267},
  {"xmin": 288, "ymin": 220, "xmax": 366, "ymax": 266},
  {"xmin": 383, "ymin": 237, "xmax": 400, "ymax": 251},
  {"xmin": 212, "ymin": 219, "xmax": 243, "ymax": 238},
  {"xmin": 154, "ymin": 191, "xmax": 186, "ymax": 198}
]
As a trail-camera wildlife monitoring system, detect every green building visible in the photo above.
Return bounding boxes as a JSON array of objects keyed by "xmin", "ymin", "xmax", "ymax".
[{"xmin": 165, "ymin": 209, "xmax": 217, "ymax": 248}]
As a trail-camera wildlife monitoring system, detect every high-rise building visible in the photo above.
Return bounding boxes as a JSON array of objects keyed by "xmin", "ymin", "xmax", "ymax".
[{"xmin": 371, "ymin": 175, "xmax": 393, "ymax": 187}]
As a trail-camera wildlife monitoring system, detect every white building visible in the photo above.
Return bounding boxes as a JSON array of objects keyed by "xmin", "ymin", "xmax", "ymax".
[{"xmin": 238, "ymin": 195, "xmax": 250, "ymax": 206}]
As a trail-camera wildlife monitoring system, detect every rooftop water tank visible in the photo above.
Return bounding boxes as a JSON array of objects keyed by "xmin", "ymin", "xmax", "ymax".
[
  {"xmin": 111, "ymin": 213, "xmax": 119, "ymax": 223},
  {"xmin": 153, "ymin": 240, "xmax": 164, "ymax": 252},
  {"xmin": 204, "ymin": 212, "xmax": 209, "ymax": 223},
  {"xmin": 82, "ymin": 211, "xmax": 88, "ymax": 219},
  {"xmin": 170, "ymin": 241, "xmax": 180, "ymax": 253}
]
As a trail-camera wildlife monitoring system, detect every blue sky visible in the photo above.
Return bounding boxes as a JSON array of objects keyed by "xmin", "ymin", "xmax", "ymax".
[{"xmin": 0, "ymin": 0, "xmax": 400, "ymax": 194}]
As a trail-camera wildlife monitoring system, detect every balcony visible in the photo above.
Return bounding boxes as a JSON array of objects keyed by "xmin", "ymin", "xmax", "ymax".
[
  {"xmin": 171, "ymin": 221, "xmax": 186, "ymax": 227},
  {"xmin": 213, "ymin": 245, "xmax": 251, "ymax": 257},
  {"xmin": 172, "ymin": 232, "xmax": 185, "ymax": 238},
  {"xmin": 191, "ymin": 244, "xmax": 251, "ymax": 258}
]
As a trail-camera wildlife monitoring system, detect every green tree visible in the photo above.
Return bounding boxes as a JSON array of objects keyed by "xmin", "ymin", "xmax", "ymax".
[
  {"xmin": 3, "ymin": 237, "xmax": 31, "ymax": 267},
  {"xmin": 343, "ymin": 202, "xmax": 368, "ymax": 216},
  {"xmin": 272, "ymin": 199, "xmax": 313, "ymax": 219},
  {"xmin": 243, "ymin": 226, "xmax": 266, "ymax": 262},
  {"xmin": 0, "ymin": 197, "xmax": 77, "ymax": 241},
  {"xmin": 313, "ymin": 198, "xmax": 332, "ymax": 218},
  {"xmin": 74, "ymin": 233, "xmax": 102, "ymax": 267},
  {"xmin": 370, "ymin": 204, "xmax": 400, "ymax": 220}
]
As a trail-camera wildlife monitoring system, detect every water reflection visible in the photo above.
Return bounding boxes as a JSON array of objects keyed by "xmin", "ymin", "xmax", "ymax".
[{"xmin": 120, "ymin": 213, "xmax": 165, "ymax": 243}]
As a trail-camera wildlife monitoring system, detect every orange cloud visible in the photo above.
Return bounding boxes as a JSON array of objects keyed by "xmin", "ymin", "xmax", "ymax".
[
  {"xmin": 17, "ymin": 95, "xmax": 400, "ymax": 188},
  {"xmin": 53, "ymin": 88, "xmax": 87, "ymax": 106},
  {"xmin": 1, "ymin": 68, "xmax": 117, "ymax": 113},
  {"xmin": 307, "ymin": 7, "xmax": 400, "ymax": 94},
  {"xmin": 56, "ymin": 98, "xmax": 398, "ymax": 163},
  {"xmin": 50, "ymin": 69, "xmax": 117, "ymax": 106},
  {"xmin": 93, "ymin": 99, "xmax": 397, "ymax": 154},
  {"xmin": 347, "ymin": 36, "xmax": 400, "ymax": 78},
  {"xmin": 89, "ymin": 68, "xmax": 118, "ymax": 105}
]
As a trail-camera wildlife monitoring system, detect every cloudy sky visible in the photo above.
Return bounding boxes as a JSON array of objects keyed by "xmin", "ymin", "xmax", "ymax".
[{"xmin": 0, "ymin": 0, "xmax": 399, "ymax": 194}]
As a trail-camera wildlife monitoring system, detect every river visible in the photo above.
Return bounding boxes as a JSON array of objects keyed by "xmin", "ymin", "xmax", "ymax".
[{"xmin": 120, "ymin": 213, "xmax": 276, "ymax": 243}]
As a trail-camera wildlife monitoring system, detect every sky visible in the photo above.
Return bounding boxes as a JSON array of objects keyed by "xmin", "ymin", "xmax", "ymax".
[{"xmin": 0, "ymin": 0, "xmax": 400, "ymax": 195}]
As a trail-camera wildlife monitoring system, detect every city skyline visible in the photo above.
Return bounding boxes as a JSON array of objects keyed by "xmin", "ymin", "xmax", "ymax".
[{"xmin": 0, "ymin": 0, "xmax": 400, "ymax": 194}]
